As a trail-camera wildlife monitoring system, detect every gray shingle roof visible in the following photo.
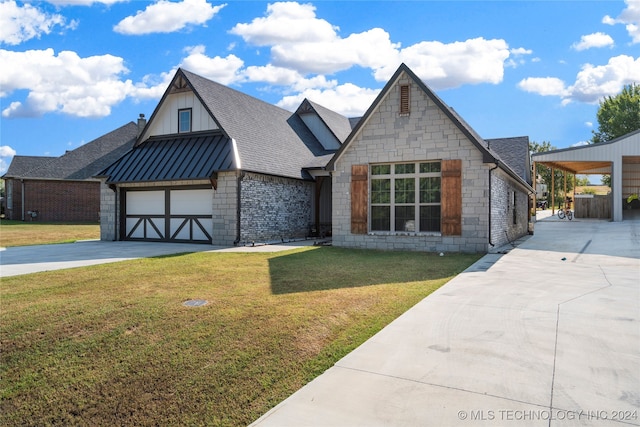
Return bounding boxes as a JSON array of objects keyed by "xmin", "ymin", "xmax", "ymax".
[
  {"xmin": 485, "ymin": 136, "xmax": 532, "ymax": 184},
  {"xmin": 180, "ymin": 69, "xmax": 329, "ymax": 179},
  {"xmin": 3, "ymin": 156, "xmax": 56, "ymax": 178},
  {"xmin": 4, "ymin": 122, "xmax": 138, "ymax": 180}
]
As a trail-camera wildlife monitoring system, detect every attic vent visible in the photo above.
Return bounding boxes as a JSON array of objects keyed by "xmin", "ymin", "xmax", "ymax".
[{"xmin": 400, "ymin": 84, "xmax": 410, "ymax": 115}]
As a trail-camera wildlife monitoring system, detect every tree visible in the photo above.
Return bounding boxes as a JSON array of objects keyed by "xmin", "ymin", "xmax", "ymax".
[
  {"xmin": 530, "ymin": 141, "xmax": 575, "ymax": 207},
  {"xmin": 591, "ymin": 83, "xmax": 640, "ymax": 144}
]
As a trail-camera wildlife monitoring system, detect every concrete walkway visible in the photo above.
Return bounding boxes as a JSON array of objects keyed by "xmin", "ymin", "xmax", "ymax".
[{"xmin": 250, "ymin": 218, "xmax": 640, "ymax": 426}]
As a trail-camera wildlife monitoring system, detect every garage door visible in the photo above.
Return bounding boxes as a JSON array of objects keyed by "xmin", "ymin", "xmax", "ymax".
[{"xmin": 124, "ymin": 188, "xmax": 213, "ymax": 243}]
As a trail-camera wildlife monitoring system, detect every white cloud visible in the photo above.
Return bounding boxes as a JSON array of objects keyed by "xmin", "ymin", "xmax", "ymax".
[
  {"xmin": 232, "ymin": 2, "xmax": 518, "ymax": 90},
  {"xmin": 46, "ymin": 0, "xmax": 127, "ymax": 5},
  {"xmin": 114, "ymin": 0, "xmax": 225, "ymax": 35},
  {"xmin": 178, "ymin": 45, "xmax": 244, "ymax": 85},
  {"xmin": 272, "ymin": 28, "xmax": 401, "ymax": 75},
  {"xmin": 571, "ymin": 32, "xmax": 614, "ymax": 51},
  {"xmin": 242, "ymin": 64, "xmax": 336, "ymax": 92},
  {"xmin": 585, "ymin": 121, "xmax": 593, "ymax": 127},
  {"xmin": 0, "ymin": 48, "xmax": 133, "ymax": 118},
  {"xmin": 518, "ymin": 77, "xmax": 568, "ymax": 97},
  {"xmin": 276, "ymin": 83, "xmax": 379, "ymax": 117},
  {"xmin": 0, "ymin": 145, "xmax": 17, "ymax": 175},
  {"xmin": 572, "ymin": 141, "xmax": 590, "ymax": 147},
  {"xmin": 230, "ymin": 2, "xmax": 338, "ymax": 45},
  {"xmin": 603, "ymin": 0, "xmax": 640, "ymax": 43},
  {"xmin": 518, "ymin": 55, "xmax": 640, "ymax": 104},
  {"xmin": 388, "ymin": 37, "xmax": 511, "ymax": 89},
  {"xmin": 0, "ymin": 0, "xmax": 69, "ymax": 45}
]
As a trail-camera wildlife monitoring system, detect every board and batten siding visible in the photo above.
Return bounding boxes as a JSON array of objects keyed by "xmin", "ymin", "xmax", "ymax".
[{"xmin": 143, "ymin": 92, "xmax": 218, "ymax": 138}]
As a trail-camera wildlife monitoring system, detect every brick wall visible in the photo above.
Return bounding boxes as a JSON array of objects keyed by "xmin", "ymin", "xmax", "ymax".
[
  {"xmin": 6, "ymin": 179, "xmax": 100, "ymax": 222},
  {"xmin": 332, "ymin": 71, "xmax": 491, "ymax": 253},
  {"xmin": 490, "ymin": 169, "xmax": 530, "ymax": 248},
  {"xmin": 239, "ymin": 172, "xmax": 313, "ymax": 243}
]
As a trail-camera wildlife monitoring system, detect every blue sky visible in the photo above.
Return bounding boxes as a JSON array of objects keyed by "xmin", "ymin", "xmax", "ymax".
[{"xmin": 1, "ymin": 0, "xmax": 639, "ymax": 174}]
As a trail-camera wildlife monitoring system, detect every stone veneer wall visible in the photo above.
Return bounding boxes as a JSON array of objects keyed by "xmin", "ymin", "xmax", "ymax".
[
  {"xmin": 100, "ymin": 172, "xmax": 312, "ymax": 245},
  {"xmin": 332, "ymin": 71, "xmax": 491, "ymax": 253},
  {"xmin": 489, "ymin": 168, "xmax": 530, "ymax": 248},
  {"xmin": 239, "ymin": 172, "xmax": 313, "ymax": 244}
]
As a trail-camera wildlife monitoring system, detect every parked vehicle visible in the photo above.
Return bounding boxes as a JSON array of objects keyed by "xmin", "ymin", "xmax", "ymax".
[{"xmin": 536, "ymin": 200, "xmax": 547, "ymax": 209}]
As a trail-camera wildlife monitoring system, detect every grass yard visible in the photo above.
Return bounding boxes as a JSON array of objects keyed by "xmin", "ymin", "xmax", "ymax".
[
  {"xmin": 0, "ymin": 220, "xmax": 100, "ymax": 247},
  {"xmin": 0, "ymin": 246, "xmax": 481, "ymax": 426}
]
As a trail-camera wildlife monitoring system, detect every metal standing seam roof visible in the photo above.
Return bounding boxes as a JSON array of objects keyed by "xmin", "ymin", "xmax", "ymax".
[{"xmin": 98, "ymin": 132, "xmax": 234, "ymax": 184}]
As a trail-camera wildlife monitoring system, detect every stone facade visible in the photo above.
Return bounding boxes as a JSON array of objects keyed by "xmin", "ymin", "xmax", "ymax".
[
  {"xmin": 239, "ymin": 172, "xmax": 313, "ymax": 244},
  {"xmin": 332, "ymin": 70, "xmax": 529, "ymax": 253},
  {"xmin": 100, "ymin": 171, "xmax": 313, "ymax": 245}
]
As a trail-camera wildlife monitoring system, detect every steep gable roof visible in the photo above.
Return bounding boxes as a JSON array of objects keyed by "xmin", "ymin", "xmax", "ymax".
[
  {"xmin": 327, "ymin": 63, "xmax": 532, "ymax": 191},
  {"xmin": 177, "ymin": 69, "xmax": 329, "ymax": 179},
  {"xmin": 3, "ymin": 122, "xmax": 138, "ymax": 181}
]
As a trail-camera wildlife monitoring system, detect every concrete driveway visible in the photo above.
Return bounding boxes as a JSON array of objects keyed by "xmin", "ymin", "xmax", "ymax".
[
  {"xmin": 0, "ymin": 239, "xmax": 317, "ymax": 277},
  {"xmin": 251, "ymin": 218, "xmax": 640, "ymax": 426}
]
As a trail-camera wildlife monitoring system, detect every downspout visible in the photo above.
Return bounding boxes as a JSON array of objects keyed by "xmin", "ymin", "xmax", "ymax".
[
  {"xmin": 231, "ymin": 138, "xmax": 243, "ymax": 246},
  {"xmin": 234, "ymin": 171, "xmax": 245, "ymax": 245},
  {"xmin": 20, "ymin": 179, "xmax": 25, "ymax": 221},
  {"xmin": 488, "ymin": 163, "xmax": 498, "ymax": 247},
  {"xmin": 110, "ymin": 184, "xmax": 118, "ymax": 241}
]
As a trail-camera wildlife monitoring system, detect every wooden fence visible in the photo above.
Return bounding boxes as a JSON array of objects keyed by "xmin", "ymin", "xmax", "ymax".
[{"xmin": 574, "ymin": 195, "xmax": 611, "ymax": 219}]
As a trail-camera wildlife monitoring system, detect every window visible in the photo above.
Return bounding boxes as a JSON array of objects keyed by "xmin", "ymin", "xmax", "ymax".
[
  {"xmin": 400, "ymin": 84, "xmax": 410, "ymax": 115},
  {"xmin": 370, "ymin": 161, "xmax": 441, "ymax": 233},
  {"xmin": 6, "ymin": 180, "xmax": 12, "ymax": 209},
  {"xmin": 178, "ymin": 108, "xmax": 192, "ymax": 133}
]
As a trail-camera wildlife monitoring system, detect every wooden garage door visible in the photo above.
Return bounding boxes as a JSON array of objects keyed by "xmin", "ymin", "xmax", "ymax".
[{"xmin": 124, "ymin": 188, "xmax": 213, "ymax": 243}]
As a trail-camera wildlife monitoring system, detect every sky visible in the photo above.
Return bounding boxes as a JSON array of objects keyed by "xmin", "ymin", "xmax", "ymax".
[{"xmin": 1, "ymin": 0, "xmax": 639, "ymax": 175}]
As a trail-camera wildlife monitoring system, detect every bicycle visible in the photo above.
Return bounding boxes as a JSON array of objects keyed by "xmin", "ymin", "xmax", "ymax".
[{"xmin": 557, "ymin": 206, "xmax": 573, "ymax": 220}]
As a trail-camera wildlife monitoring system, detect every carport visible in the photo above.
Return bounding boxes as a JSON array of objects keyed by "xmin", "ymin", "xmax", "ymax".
[{"xmin": 531, "ymin": 130, "xmax": 640, "ymax": 222}]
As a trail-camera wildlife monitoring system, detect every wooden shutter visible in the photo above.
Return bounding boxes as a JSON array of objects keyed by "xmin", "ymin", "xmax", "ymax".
[
  {"xmin": 441, "ymin": 159, "xmax": 462, "ymax": 236},
  {"xmin": 351, "ymin": 164, "xmax": 368, "ymax": 234}
]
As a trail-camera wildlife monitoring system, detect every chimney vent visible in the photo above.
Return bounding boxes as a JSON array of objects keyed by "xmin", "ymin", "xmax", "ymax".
[{"xmin": 137, "ymin": 113, "xmax": 146, "ymax": 137}]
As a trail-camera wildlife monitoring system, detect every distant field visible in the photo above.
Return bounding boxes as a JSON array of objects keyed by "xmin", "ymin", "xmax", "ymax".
[{"xmin": 575, "ymin": 186, "xmax": 611, "ymax": 195}]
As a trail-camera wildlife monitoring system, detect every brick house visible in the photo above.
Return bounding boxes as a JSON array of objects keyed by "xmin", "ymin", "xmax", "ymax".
[
  {"xmin": 97, "ymin": 64, "xmax": 532, "ymax": 252},
  {"xmin": 328, "ymin": 64, "xmax": 532, "ymax": 252},
  {"xmin": 2, "ymin": 122, "xmax": 138, "ymax": 222}
]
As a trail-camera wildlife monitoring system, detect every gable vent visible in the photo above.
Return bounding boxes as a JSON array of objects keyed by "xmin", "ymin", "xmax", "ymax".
[{"xmin": 400, "ymin": 84, "xmax": 410, "ymax": 115}]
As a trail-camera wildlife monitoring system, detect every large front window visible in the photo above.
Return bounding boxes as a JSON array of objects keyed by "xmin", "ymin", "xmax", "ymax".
[{"xmin": 370, "ymin": 161, "xmax": 441, "ymax": 232}]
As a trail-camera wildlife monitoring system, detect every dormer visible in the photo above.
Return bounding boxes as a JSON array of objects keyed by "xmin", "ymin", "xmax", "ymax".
[{"xmin": 295, "ymin": 99, "xmax": 353, "ymax": 151}]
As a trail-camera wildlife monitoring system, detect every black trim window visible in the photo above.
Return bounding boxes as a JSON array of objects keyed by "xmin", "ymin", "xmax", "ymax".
[
  {"xmin": 178, "ymin": 108, "xmax": 192, "ymax": 133},
  {"xmin": 370, "ymin": 161, "xmax": 441, "ymax": 232},
  {"xmin": 512, "ymin": 191, "xmax": 517, "ymax": 225}
]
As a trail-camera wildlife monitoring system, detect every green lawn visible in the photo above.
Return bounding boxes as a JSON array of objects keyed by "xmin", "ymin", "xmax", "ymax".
[
  {"xmin": 0, "ymin": 246, "xmax": 481, "ymax": 426},
  {"xmin": 0, "ymin": 220, "xmax": 100, "ymax": 247}
]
